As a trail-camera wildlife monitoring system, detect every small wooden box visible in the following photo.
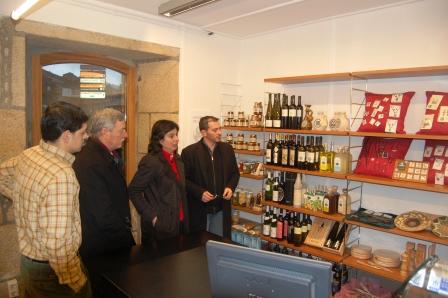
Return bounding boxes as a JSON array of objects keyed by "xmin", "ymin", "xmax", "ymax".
[
  {"xmin": 322, "ymin": 224, "xmax": 351, "ymax": 256},
  {"xmin": 304, "ymin": 218, "xmax": 333, "ymax": 248}
]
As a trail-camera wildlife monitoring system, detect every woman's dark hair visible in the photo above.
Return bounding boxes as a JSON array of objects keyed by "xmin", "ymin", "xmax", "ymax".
[
  {"xmin": 148, "ymin": 120, "xmax": 179, "ymax": 153},
  {"xmin": 41, "ymin": 101, "xmax": 88, "ymax": 141}
]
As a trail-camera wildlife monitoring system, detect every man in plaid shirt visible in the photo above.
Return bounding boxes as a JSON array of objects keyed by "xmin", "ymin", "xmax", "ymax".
[{"xmin": 0, "ymin": 101, "xmax": 91, "ymax": 297}]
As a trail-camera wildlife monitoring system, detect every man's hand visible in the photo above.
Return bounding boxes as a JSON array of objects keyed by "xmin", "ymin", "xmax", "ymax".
[
  {"xmin": 201, "ymin": 191, "xmax": 215, "ymax": 203},
  {"xmin": 222, "ymin": 187, "xmax": 233, "ymax": 200}
]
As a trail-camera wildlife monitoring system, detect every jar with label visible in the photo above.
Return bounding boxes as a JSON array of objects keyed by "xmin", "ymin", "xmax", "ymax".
[
  {"xmin": 226, "ymin": 133, "xmax": 233, "ymax": 143},
  {"xmin": 223, "ymin": 118, "xmax": 230, "ymax": 127},
  {"xmin": 237, "ymin": 133, "xmax": 244, "ymax": 143},
  {"xmin": 322, "ymin": 186, "xmax": 339, "ymax": 214},
  {"xmin": 247, "ymin": 191, "xmax": 254, "ymax": 208},
  {"xmin": 243, "ymin": 142, "xmax": 248, "ymax": 150},
  {"xmin": 232, "ymin": 210, "xmax": 240, "ymax": 224},
  {"xmin": 249, "ymin": 134, "xmax": 257, "ymax": 143},
  {"xmin": 248, "ymin": 142, "xmax": 255, "ymax": 151},
  {"xmin": 238, "ymin": 111, "xmax": 245, "ymax": 120},
  {"xmin": 228, "ymin": 111, "xmax": 234, "ymax": 119},
  {"xmin": 255, "ymin": 143, "xmax": 261, "ymax": 151},
  {"xmin": 337, "ymin": 188, "xmax": 351, "ymax": 215},
  {"xmin": 238, "ymin": 191, "xmax": 247, "ymax": 206}
]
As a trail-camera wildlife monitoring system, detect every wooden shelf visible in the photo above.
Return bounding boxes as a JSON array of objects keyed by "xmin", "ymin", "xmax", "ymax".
[
  {"xmin": 223, "ymin": 126, "xmax": 263, "ymax": 132},
  {"xmin": 265, "ymin": 164, "xmax": 347, "ymax": 180},
  {"xmin": 264, "ymin": 128, "xmax": 349, "ymax": 135},
  {"xmin": 232, "ymin": 204, "xmax": 263, "ymax": 215},
  {"xmin": 234, "ymin": 149, "xmax": 265, "ymax": 156},
  {"xmin": 345, "ymin": 219, "xmax": 448, "ymax": 246},
  {"xmin": 347, "ymin": 174, "xmax": 448, "ymax": 194},
  {"xmin": 260, "ymin": 235, "xmax": 345, "ymax": 262},
  {"xmin": 349, "ymin": 131, "xmax": 448, "ymax": 141},
  {"xmin": 264, "ymin": 201, "xmax": 345, "ymax": 222},
  {"xmin": 343, "ymin": 255, "xmax": 408, "ymax": 282},
  {"xmin": 264, "ymin": 65, "xmax": 448, "ymax": 84},
  {"xmin": 264, "ymin": 72, "xmax": 352, "ymax": 84},
  {"xmin": 240, "ymin": 173, "xmax": 265, "ymax": 180},
  {"xmin": 352, "ymin": 65, "xmax": 448, "ymax": 80}
]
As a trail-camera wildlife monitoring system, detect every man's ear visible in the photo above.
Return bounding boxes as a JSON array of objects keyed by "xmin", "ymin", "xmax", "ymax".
[
  {"xmin": 61, "ymin": 130, "xmax": 71, "ymax": 144},
  {"xmin": 200, "ymin": 129, "xmax": 207, "ymax": 137}
]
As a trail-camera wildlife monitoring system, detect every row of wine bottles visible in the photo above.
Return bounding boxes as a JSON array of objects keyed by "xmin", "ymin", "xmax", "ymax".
[
  {"xmin": 263, "ymin": 243, "xmax": 349, "ymax": 295},
  {"xmin": 262, "ymin": 207, "xmax": 312, "ymax": 246},
  {"xmin": 265, "ymin": 93, "xmax": 304, "ymax": 129},
  {"xmin": 266, "ymin": 133, "xmax": 352, "ymax": 173}
]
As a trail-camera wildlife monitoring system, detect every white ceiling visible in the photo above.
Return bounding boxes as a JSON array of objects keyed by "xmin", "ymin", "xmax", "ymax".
[{"xmin": 2, "ymin": 0, "xmax": 417, "ymax": 38}]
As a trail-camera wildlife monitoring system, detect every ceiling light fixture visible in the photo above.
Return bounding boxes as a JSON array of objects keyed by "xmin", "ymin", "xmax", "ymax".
[
  {"xmin": 11, "ymin": 0, "xmax": 43, "ymax": 21},
  {"xmin": 159, "ymin": 0, "xmax": 220, "ymax": 17}
]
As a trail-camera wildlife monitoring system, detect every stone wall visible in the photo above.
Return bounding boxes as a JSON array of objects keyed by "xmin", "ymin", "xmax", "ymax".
[{"xmin": 0, "ymin": 16, "xmax": 179, "ymax": 296}]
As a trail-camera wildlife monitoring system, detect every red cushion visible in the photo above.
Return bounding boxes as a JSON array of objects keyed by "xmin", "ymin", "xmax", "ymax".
[
  {"xmin": 417, "ymin": 91, "xmax": 448, "ymax": 135},
  {"xmin": 354, "ymin": 137, "xmax": 412, "ymax": 178},
  {"xmin": 357, "ymin": 92, "xmax": 415, "ymax": 134},
  {"xmin": 422, "ymin": 139, "xmax": 448, "ymax": 184}
]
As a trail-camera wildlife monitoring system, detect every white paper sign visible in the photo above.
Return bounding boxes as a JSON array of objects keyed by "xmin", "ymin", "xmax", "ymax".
[
  {"xmin": 389, "ymin": 105, "xmax": 401, "ymax": 118},
  {"xmin": 434, "ymin": 146, "xmax": 445, "ymax": 156},
  {"xmin": 433, "ymin": 158, "xmax": 444, "ymax": 171},
  {"xmin": 421, "ymin": 114, "xmax": 434, "ymax": 130},
  {"xmin": 391, "ymin": 94, "xmax": 403, "ymax": 103},
  {"xmin": 385, "ymin": 119, "xmax": 398, "ymax": 133},
  {"xmin": 437, "ymin": 106, "xmax": 448, "ymax": 123},
  {"xmin": 427, "ymin": 94, "xmax": 443, "ymax": 110}
]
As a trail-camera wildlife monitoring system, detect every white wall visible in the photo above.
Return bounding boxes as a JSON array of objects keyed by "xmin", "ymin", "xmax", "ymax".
[
  {"xmin": 238, "ymin": 0, "xmax": 448, "ymax": 258},
  {"xmin": 22, "ymin": 0, "xmax": 241, "ymax": 149},
  {"xmin": 5, "ymin": 0, "xmax": 447, "ymax": 258}
]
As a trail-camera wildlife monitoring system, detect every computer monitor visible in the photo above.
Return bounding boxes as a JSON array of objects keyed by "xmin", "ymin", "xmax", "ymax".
[{"xmin": 206, "ymin": 240, "xmax": 332, "ymax": 298}]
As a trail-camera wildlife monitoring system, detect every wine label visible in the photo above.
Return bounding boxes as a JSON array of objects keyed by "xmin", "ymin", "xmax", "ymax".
[
  {"xmin": 334, "ymin": 157, "xmax": 342, "ymax": 172},
  {"xmin": 298, "ymin": 152, "xmax": 306, "ymax": 162},
  {"xmin": 266, "ymin": 150, "xmax": 272, "ymax": 162},
  {"xmin": 270, "ymin": 227, "xmax": 277, "ymax": 238},
  {"xmin": 289, "ymin": 150, "xmax": 296, "ymax": 166},
  {"xmin": 263, "ymin": 224, "xmax": 270, "ymax": 236},
  {"xmin": 289, "ymin": 110, "xmax": 297, "ymax": 117},
  {"xmin": 265, "ymin": 120, "xmax": 273, "ymax": 127},
  {"xmin": 306, "ymin": 152, "xmax": 315, "ymax": 163},
  {"xmin": 320, "ymin": 156, "xmax": 328, "ymax": 171},
  {"xmin": 273, "ymin": 191, "xmax": 279, "ymax": 202},
  {"xmin": 273, "ymin": 120, "xmax": 281, "ymax": 128},
  {"xmin": 294, "ymin": 226, "xmax": 302, "ymax": 234},
  {"xmin": 265, "ymin": 184, "xmax": 271, "ymax": 191}
]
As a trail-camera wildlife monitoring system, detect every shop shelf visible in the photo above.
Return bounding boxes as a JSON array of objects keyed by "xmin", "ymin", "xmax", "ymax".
[
  {"xmin": 343, "ymin": 255, "xmax": 408, "ymax": 282},
  {"xmin": 234, "ymin": 149, "xmax": 265, "ymax": 156},
  {"xmin": 265, "ymin": 164, "xmax": 347, "ymax": 180},
  {"xmin": 232, "ymin": 204, "xmax": 263, "ymax": 215},
  {"xmin": 240, "ymin": 173, "xmax": 265, "ymax": 180},
  {"xmin": 263, "ymin": 201, "xmax": 345, "ymax": 222}
]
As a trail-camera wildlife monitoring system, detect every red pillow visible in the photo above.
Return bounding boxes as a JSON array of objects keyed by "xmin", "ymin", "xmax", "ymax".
[
  {"xmin": 418, "ymin": 91, "xmax": 448, "ymax": 135},
  {"xmin": 357, "ymin": 92, "xmax": 415, "ymax": 134},
  {"xmin": 354, "ymin": 137, "xmax": 412, "ymax": 178},
  {"xmin": 422, "ymin": 140, "xmax": 448, "ymax": 184}
]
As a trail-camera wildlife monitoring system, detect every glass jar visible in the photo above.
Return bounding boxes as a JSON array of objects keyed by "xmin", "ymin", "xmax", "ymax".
[
  {"xmin": 238, "ymin": 191, "xmax": 247, "ymax": 206},
  {"xmin": 238, "ymin": 111, "xmax": 245, "ymax": 120},
  {"xmin": 226, "ymin": 133, "xmax": 233, "ymax": 143},
  {"xmin": 232, "ymin": 210, "xmax": 240, "ymax": 224},
  {"xmin": 249, "ymin": 134, "xmax": 257, "ymax": 143},
  {"xmin": 237, "ymin": 133, "xmax": 244, "ymax": 143},
  {"xmin": 227, "ymin": 111, "xmax": 234, "ymax": 119}
]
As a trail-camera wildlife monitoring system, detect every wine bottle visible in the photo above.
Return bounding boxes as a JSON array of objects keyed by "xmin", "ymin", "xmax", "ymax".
[
  {"xmin": 293, "ymin": 174, "xmax": 303, "ymax": 207},
  {"xmin": 264, "ymin": 171, "xmax": 273, "ymax": 201},
  {"xmin": 270, "ymin": 207, "xmax": 277, "ymax": 239},
  {"xmin": 319, "ymin": 143, "xmax": 330, "ymax": 171},
  {"xmin": 265, "ymin": 93, "xmax": 273, "ymax": 128},
  {"xmin": 265, "ymin": 133, "xmax": 273, "ymax": 165},
  {"xmin": 287, "ymin": 212, "xmax": 295, "ymax": 244},
  {"xmin": 272, "ymin": 134, "xmax": 280, "ymax": 165},
  {"xmin": 293, "ymin": 213, "xmax": 302, "ymax": 246},
  {"xmin": 272, "ymin": 174, "xmax": 279, "ymax": 203},
  {"xmin": 288, "ymin": 95, "xmax": 298, "ymax": 129},
  {"xmin": 281, "ymin": 94, "xmax": 289, "ymax": 129},
  {"xmin": 273, "ymin": 94, "xmax": 281, "ymax": 128},
  {"xmin": 332, "ymin": 223, "xmax": 348, "ymax": 250},
  {"xmin": 297, "ymin": 136, "xmax": 306, "ymax": 170},
  {"xmin": 288, "ymin": 135, "xmax": 297, "ymax": 167},
  {"xmin": 306, "ymin": 214, "xmax": 312, "ymax": 233},
  {"xmin": 262, "ymin": 206, "xmax": 271, "ymax": 236},
  {"xmin": 276, "ymin": 208, "xmax": 284, "ymax": 241},
  {"xmin": 300, "ymin": 212, "xmax": 308, "ymax": 243},
  {"xmin": 324, "ymin": 221, "xmax": 340, "ymax": 248},
  {"xmin": 306, "ymin": 136, "xmax": 315, "ymax": 171},
  {"xmin": 283, "ymin": 210, "xmax": 289, "ymax": 240},
  {"xmin": 313, "ymin": 136, "xmax": 321, "ymax": 171},
  {"xmin": 297, "ymin": 95, "xmax": 303, "ymax": 129},
  {"xmin": 281, "ymin": 134, "xmax": 289, "ymax": 167},
  {"xmin": 277, "ymin": 172, "xmax": 285, "ymax": 204},
  {"xmin": 281, "ymin": 246, "xmax": 289, "ymax": 255}
]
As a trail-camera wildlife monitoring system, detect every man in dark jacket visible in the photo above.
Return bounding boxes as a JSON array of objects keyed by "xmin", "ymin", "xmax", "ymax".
[
  {"xmin": 181, "ymin": 116, "xmax": 240, "ymax": 238},
  {"xmin": 73, "ymin": 108, "xmax": 135, "ymax": 296}
]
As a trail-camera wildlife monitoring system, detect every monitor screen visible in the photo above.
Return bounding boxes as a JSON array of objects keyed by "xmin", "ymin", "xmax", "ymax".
[{"xmin": 206, "ymin": 240, "xmax": 332, "ymax": 298}]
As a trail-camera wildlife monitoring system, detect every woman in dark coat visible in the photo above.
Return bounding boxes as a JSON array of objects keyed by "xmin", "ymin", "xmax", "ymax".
[{"xmin": 129, "ymin": 120, "xmax": 189, "ymax": 243}]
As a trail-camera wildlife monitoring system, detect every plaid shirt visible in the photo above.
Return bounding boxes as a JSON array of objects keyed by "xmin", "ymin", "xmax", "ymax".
[{"xmin": 0, "ymin": 140, "xmax": 86, "ymax": 292}]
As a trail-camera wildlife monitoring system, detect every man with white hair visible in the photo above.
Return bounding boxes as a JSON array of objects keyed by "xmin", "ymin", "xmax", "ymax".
[{"xmin": 73, "ymin": 108, "xmax": 134, "ymax": 296}]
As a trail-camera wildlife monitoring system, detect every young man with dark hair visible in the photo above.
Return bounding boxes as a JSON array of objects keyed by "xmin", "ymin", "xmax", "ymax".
[
  {"xmin": 0, "ymin": 101, "xmax": 90, "ymax": 297},
  {"xmin": 181, "ymin": 116, "xmax": 240, "ymax": 238}
]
